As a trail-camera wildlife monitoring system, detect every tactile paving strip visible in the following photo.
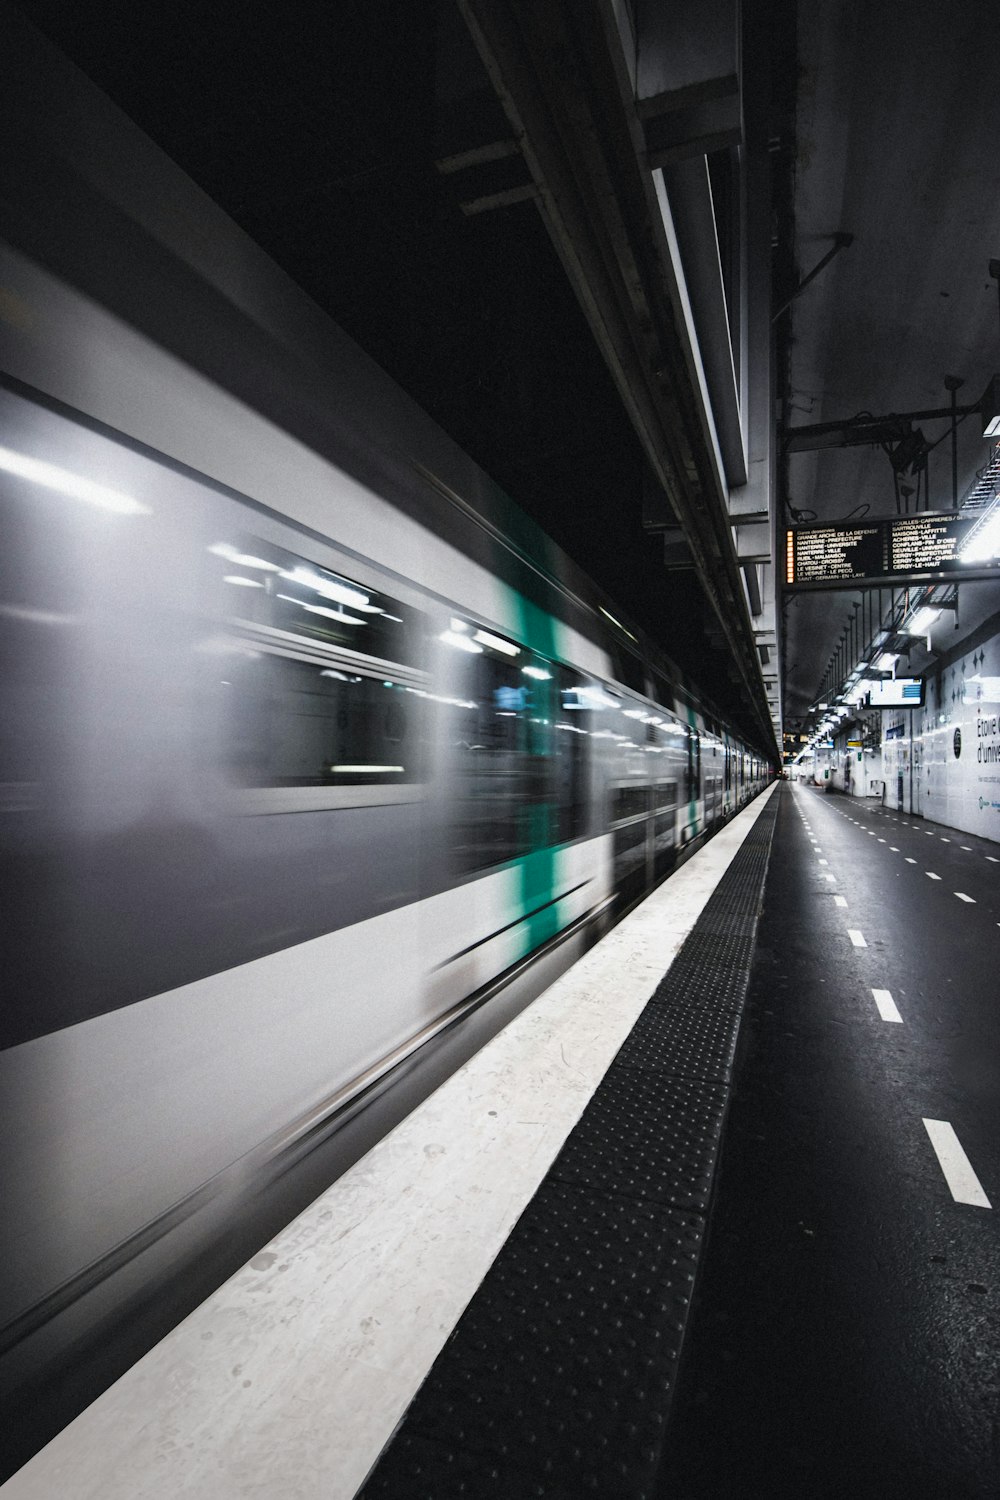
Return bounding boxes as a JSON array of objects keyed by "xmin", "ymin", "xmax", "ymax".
[
  {"xmin": 362, "ymin": 1181, "xmax": 704, "ymax": 1500},
  {"xmin": 549, "ymin": 1066, "xmax": 728, "ymax": 1211},
  {"xmin": 690, "ymin": 910, "xmax": 759, "ymax": 940},
  {"xmin": 360, "ymin": 1432, "xmax": 580, "ymax": 1500},
  {"xmin": 652, "ymin": 928, "xmax": 756, "ymax": 981},
  {"xmin": 360, "ymin": 794, "xmax": 778, "ymax": 1500},
  {"xmin": 613, "ymin": 998, "xmax": 742, "ymax": 1083},
  {"xmin": 647, "ymin": 951, "xmax": 753, "ymax": 1010}
]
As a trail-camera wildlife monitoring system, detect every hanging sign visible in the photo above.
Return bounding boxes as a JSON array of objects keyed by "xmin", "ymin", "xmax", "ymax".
[{"xmin": 784, "ymin": 510, "xmax": 993, "ymax": 590}]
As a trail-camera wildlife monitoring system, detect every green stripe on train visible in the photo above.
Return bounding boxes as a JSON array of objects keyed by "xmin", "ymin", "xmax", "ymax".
[{"xmin": 506, "ymin": 585, "xmax": 562, "ymax": 959}]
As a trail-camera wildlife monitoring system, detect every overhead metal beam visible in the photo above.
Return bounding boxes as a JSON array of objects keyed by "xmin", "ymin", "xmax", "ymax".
[
  {"xmin": 643, "ymin": 91, "xmax": 742, "ymax": 165},
  {"xmin": 784, "ymin": 400, "xmax": 983, "ymax": 454},
  {"xmin": 435, "ymin": 139, "xmax": 521, "ymax": 173},
  {"xmin": 663, "ymin": 155, "xmax": 746, "ymax": 485},
  {"xmin": 456, "ymin": 0, "xmax": 776, "ymax": 754}
]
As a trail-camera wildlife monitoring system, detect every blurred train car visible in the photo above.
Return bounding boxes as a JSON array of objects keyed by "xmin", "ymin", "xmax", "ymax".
[{"xmin": 0, "ymin": 7, "xmax": 769, "ymax": 1419}]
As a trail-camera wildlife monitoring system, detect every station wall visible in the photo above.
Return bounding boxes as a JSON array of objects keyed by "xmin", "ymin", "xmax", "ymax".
[
  {"xmin": 909, "ymin": 624, "xmax": 1000, "ymax": 841},
  {"xmin": 802, "ymin": 623, "xmax": 1000, "ymax": 847}
]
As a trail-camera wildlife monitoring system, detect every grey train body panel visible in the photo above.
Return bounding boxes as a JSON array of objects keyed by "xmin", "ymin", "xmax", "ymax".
[{"xmin": 0, "ymin": 7, "xmax": 771, "ymax": 1399}]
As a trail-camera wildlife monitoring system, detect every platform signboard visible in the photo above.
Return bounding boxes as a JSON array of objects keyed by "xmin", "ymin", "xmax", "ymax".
[
  {"xmin": 867, "ymin": 678, "xmax": 924, "ymax": 708},
  {"xmin": 784, "ymin": 510, "xmax": 995, "ymax": 590}
]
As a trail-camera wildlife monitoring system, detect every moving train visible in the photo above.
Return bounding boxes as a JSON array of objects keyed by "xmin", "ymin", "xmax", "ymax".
[{"xmin": 0, "ymin": 7, "xmax": 770, "ymax": 1426}]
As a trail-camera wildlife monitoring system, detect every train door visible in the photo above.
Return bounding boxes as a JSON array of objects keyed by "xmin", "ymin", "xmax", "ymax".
[
  {"xmin": 681, "ymin": 723, "xmax": 702, "ymax": 843},
  {"xmin": 609, "ymin": 779, "xmax": 650, "ymax": 905}
]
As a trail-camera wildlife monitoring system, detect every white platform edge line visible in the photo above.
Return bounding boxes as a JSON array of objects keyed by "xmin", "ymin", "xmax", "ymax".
[
  {"xmin": 922, "ymin": 1119, "xmax": 992, "ymax": 1209},
  {"xmin": 2, "ymin": 787, "xmax": 778, "ymax": 1500}
]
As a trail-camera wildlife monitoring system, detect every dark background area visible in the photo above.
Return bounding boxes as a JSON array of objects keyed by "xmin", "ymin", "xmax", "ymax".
[{"xmin": 15, "ymin": 0, "xmax": 744, "ymax": 716}]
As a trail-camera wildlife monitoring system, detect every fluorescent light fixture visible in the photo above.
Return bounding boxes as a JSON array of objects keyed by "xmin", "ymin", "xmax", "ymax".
[
  {"xmin": 405, "ymin": 688, "xmax": 476, "ymax": 709},
  {"xmin": 281, "ymin": 566, "xmax": 369, "ymax": 609},
  {"xmin": 0, "ymin": 603, "xmax": 75, "ymax": 626},
  {"xmin": 223, "ymin": 574, "xmax": 265, "ymax": 588},
  {"xmin": 439, "ymin": 628, "xmax": 483, "ymax": 653},
  {"xmin": 473, "ymin": 628, "xmax": 519, "ymax": 656},
  {"xmin": 575, "ymin": 686, "xmax": 619, "ymax": 709},
  {"xmin": 209, "ymin": 544, "xmax": 281, "ymax": 571},
  {"xmin": 960, "ymin": 499, "xmax": 1000, "ymax": 562},
  {"xmin": 874, "ymin": 652, "xmax": 898, "ymax": 672},
  {"xmin": 276, "ymin": 594, "xmax": 365, "ymax": 624},
  {"xmin": 329, "ymin": 765, "xmax": 404, "ymax": 774},
  {"xmin": 598, "ymin": 606, "xmax": 637, "ymax": 641},
  {"xmin": 908, "ymin": 606, "xmax": 941, "ymax": 634},
  {"xmin": 522, "ymin": 665, "xmax": 552, "ymax": 680},
  {"xmin": 0, "ymin": 443, "xmax": 150, "ymax": 514}
]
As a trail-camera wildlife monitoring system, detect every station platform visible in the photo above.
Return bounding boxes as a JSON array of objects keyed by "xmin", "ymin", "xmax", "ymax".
[{"xmin": 3, "ymin": 783, "xmax": 998, "ymax": 1499}]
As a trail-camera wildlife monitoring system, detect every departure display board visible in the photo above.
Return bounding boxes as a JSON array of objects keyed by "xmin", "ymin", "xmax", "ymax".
[
  {"xmin": 784, "ymin": 524, "xmax": 884, "ymax": 584},
  {"xmin": 887, "ymin": 514, "xmax": 968, "ymax": 572},
  {"xmin": 785, "ymin": 510, "xmax": 989, "ymax": 590}
]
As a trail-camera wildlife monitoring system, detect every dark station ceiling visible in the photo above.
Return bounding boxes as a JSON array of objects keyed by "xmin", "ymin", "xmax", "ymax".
[
  {"xmin": 16, "ymin": 1, "xmax": 998, "ymax": 749},
  {"xmin": 15, "ymin": 0, "xmax": 793, "ymax": 748},
  {"xmin": 784, "ymin": 0, "xmax": 1000, "ymax": 732}
]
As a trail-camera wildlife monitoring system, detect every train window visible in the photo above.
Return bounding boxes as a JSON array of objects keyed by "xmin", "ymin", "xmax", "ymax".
[
  {"xmin": 217, "ymin": 536, "xmax": 428, "ymax": 809},
  {"xmin": 213, "ymin": 535, "xmax": 421, "ymax": 670},
  {"xmin": 437, "ymin": 629, "xmax": 556, "ymax": 874},
  {"xmin": 612, "ymin": 785, "xmax": 648, "ymax": 823},
  {"xmin": 653, "ymin": 779, "xmax": 679, "ymax": 874},
  {"xmin": 613, "ymin": 816, "xmax": 647, "ymax": 879},
  {"xmin": 555, "ymin": 669, "xmax": 594, "ymax": 842},
  {"xmin": 654, "ymin": 780, "xmax": 678, "ymax": 812},
  {"xmin": 227, "ymin": 651, "xmax": 425, "ymax": 790},
  {"xmin": 612, "ymin": 646, "xmax": 647, "ymax": 695},
  {"xmin": 685, "ymin": 725, "xmax": 700, "ymax": 800}
]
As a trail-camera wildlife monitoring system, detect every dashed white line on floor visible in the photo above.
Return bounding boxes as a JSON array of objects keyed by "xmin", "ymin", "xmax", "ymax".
[
  {"xmin": 834, "ymin": 895, "xmax": 847, "ymax": 907},
  {"xmin": 922, "ymin": 1120, "xmax": 992, "ymax": 1209},
  {"xmin": 878, "ymin": 838, "xmax": 886, "ymax": 843},
  {"xmin": 988, "ymin": 856, "xmax": 999, "ymax": 863},
  {"xmin": 926, "ymin": 872, "xmax": 941, "ymax": 880},
  {"xmin": 905, "ymin": 858, "xmax": 917, "ymax": 864},
  {"xmin": 871, "ymin": 988, "xmax": 902, "ymax": 1023},
  {"xmin": 961, "ymin": 846, "xmax": 972, "ymax": 851},
  {"xmin": 940, "ymin": 838, "xmax": 951, "ymax": 843},
  {"xmin": 818, "ymin": 858, "xmax": 828, "ymax": 865},
  {"xmin": 890, "ymin": 846, "xmax": 899, "ymax": 852},
  {"xmin": 847, "ymin": 929, "xmax": 867, "ymax": 947},
  {"xmin": 955, "ymin": 892, "xmax": 975, "ymax": 903},
  {"xmin": 824, "ymin": 873, "xmax": 836, "ymax": 882}
]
